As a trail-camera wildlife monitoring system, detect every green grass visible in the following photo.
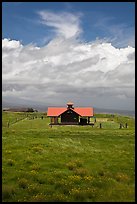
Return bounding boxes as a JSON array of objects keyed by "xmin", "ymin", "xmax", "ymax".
[
  {"xmin": 2, "ymin": 111, "xmax": 46, "ymax": 127},
  {"xmin": 2, "ymin": 111, "xmax": 135, "ymax": 202}
]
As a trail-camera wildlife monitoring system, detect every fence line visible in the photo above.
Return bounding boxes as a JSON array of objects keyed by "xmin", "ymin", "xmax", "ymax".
[
  {"xmin": 4, "ymin": 114, "xmax": 44, "ymax": 127},
  {"xmin": 4, "ymin": 116, "xmax": 27, "ymax": 128}
]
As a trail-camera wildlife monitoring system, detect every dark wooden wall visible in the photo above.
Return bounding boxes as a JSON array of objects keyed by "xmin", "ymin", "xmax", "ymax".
[{"xmin": 61, "ymin": 109, "xmax": 79, "ymax": 123}]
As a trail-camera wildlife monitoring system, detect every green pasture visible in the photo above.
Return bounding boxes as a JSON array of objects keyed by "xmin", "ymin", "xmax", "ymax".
[{"xmin": 2, "ymin": 111, "xmax": 135, "ymax": 202}]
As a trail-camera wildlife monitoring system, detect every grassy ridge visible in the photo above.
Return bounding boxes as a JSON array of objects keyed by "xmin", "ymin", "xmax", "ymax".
[
  {"xmin": 2, "ymin": 112, "xmax": 135, "ymax": 202},
  {"xmin": 2, "ymin": 111, "xmax": 46, "ymax": 127}
]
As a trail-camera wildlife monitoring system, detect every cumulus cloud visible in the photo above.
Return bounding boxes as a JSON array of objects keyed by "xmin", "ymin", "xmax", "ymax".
[
  {"xmin": 2, "ymin": 37, "xmax": 135, "ymax": 109},
  {"xmin": 2, "ymin": 11, "xmax": 135, "ymax": 110}
]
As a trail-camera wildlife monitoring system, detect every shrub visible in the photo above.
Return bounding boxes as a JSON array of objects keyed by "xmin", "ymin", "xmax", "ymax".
[
  {"xmin": 74, "ymin": 167, "xmax": 89, "ymax": 177},
  {"xmin": 31, "ymin": 164, "xmax": 40, "ymax": 171},
  {"xmin": 27, "ymin": 184, "xmax": 39, "ymax": 195},
  {"xmin": 115, "ymin": 172, "xmax": 129, "ymax": 182},
  {"xmin": 74, "ymin": 159, "xmax": 83, "ymax": 167},
  {"xmin": 66, "ymin": 162, "xmax": 77, "ymax": 170},
  {"xmin": 30, "ymin": 170, "xmax": 38, "ymax": 176},
  {"xmin": 68, "ymin": 175, "xmax": 81, "ymax": 183},
  {"xmin": 66, "ymin": 159, "xmax": 83, "ymax": 170},
  {"xmin": 83, "ymin": 175, "xmax": 94, "ymax": 181},
  {"xmin": 27, "ymin": 108, "xmax": 34, "ymax": 112},
  {"xmin": 18, "ymin": 178, "xmax": 28, "ymax": 189}
]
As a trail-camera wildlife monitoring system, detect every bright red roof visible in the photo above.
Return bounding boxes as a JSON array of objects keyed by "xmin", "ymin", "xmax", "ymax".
[
  {"xmin": 47, "ymin": 107, "xmax": 66, "ymax": 116},
  {"xmin": 47, "ymin": 107, "xmax": 93, "ymax": 117},
  {"xmin": 74, "ymin": 108, "xmax": 93, "ymax": 117}
]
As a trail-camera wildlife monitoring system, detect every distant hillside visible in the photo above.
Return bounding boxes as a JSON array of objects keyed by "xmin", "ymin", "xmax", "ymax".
[
  {"xmin": 2, "ymin": 97, "xmax": 135, "ymax": 116},
  {"xmin": 94, "ymin": 107, "xmax": 135, "ymax": 117}
]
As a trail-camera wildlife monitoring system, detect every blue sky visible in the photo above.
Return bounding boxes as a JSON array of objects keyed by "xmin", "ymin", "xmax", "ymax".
[{"xmin": 2, "ymin": 2, "xmax": 135, "ymax": 47}]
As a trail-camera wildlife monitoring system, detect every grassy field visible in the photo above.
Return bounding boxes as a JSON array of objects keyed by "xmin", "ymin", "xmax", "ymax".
[{"xmin": 2, "ymin": 111, "xmax": 135, "ymax": 202}]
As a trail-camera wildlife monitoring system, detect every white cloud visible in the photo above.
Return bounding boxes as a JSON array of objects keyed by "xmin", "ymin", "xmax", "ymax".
[
  {"xmin": 2, "ymin": 38, "xmax": 22, "ymax": 49},
  {"xmin": 94, "ymin": 17, "xmax": 135, "ymax": 48},
  {"xmin": 2, "ymin": 37, "xmax": 135, "ymax": 110},
  {"xmin": 38, "ymin": 10, "xmax": 82, "ymax": 39}
]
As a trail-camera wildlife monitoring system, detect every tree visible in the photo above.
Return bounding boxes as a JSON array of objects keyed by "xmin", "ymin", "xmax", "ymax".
[{"xmin": 27, "ymin": 108, "xmax": 34, "ymax": 112}]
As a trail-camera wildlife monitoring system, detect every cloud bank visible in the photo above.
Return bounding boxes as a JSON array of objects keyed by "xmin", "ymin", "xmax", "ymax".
[{"xmin": 2, "ymin": 11, "xmax": 135, "ymax": 110}]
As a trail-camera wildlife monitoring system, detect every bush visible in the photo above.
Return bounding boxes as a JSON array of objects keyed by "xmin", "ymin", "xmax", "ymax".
[
  {"xmin": 66, "ymin": 162, "xmax": 77, "ymax": 170},
  {"xmin": 115, "ymin": 172, "xmax": 129, "ymax": 182},
  {"xmin": 66, "ymin": 159, "xmax": 83, "ymax": 170},
  {"xmin": 74, "ymin": 167, "xmax": 89, "ymax": 177},
  {"xmin": 18, "ymin": 178, "xmax": 28, "ymax": 189},
  {"xmin": 27, "ymin": 108, "xmax": 34, "ymax": 112}
]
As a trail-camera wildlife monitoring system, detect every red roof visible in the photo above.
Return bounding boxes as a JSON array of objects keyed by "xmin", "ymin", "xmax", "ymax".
[
  {"xmin": 47, "ymin": 107, "xmax": 66, "ymax": 116},
  {"xmin": 47, "ymin": 107, "xmax": 93, "ymax": 117},
  {"xmin": 74, "ymin": 108, "xmax": 93, "ymax": 116}
]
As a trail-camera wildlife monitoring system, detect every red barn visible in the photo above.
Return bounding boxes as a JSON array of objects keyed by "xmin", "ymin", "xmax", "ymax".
[{"xmin": 47, "ymin": 102, "xmax": 94, "ymax": 125}]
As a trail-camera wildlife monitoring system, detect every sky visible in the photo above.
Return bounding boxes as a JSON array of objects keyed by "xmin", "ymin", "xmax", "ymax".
[{"xmin": 2, "ymin": 2, "xmax": 135, "ymax": 110}]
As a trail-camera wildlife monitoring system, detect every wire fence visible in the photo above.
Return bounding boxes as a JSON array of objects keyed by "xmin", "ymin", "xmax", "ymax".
[{"xmin": 2, "ymin": 112, "xmax": 46, "ymax": 128}]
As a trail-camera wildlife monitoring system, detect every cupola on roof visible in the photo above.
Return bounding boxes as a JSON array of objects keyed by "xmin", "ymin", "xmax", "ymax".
[{"xmin": 67, "ymin": 101, "xmax": 74, "ymax": 105}]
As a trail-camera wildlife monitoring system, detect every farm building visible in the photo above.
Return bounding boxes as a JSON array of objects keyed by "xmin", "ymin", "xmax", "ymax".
[{"xmin": 47, "ymin": 102, "xmax": 94, "ymax": 125}]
